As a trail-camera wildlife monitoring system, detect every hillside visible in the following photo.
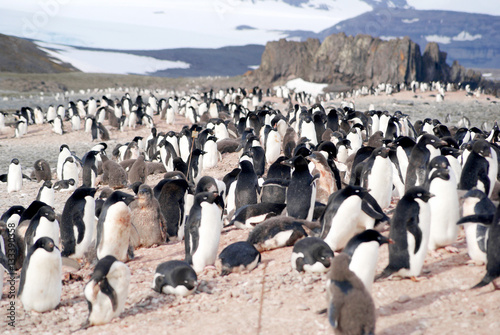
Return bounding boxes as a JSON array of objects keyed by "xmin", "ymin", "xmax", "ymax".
[{"xmin": 0, "ymin": 34, "xmax": 77, "ymax": 74}]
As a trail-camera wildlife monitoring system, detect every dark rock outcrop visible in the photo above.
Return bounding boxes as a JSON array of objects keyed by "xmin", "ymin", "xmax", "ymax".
[
  {"xmin": 252, "ymin": 32, "xmax": 486, "ymax": 89},
  {"xmin": 0, "ymin": 33, "xmax": 77, "ymax": 73}
]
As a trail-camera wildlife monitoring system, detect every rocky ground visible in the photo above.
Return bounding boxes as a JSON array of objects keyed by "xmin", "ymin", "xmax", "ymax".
[{"xmin": 1, "ymin": 89, "xmax": 500, "ymax": 335}]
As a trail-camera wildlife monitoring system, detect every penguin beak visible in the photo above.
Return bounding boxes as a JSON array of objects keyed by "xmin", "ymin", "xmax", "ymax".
[{"xmin": 387, "ymin": 238, "xmax": 395, "ymax": 244}]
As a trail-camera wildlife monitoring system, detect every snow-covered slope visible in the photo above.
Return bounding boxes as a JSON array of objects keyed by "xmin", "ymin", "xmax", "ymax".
[{"xmin": 0, "ymin": 0, "xmax": 371, "ymax": 50}]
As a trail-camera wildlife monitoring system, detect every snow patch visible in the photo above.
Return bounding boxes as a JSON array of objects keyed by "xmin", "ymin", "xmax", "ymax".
[
  {"xmin": 380, "ymin": 36, "xmax": 398, "ymax": 41},
  {"xmin": 36, "ymin": 42, "xmax": 190, "ymax": 75},
  {"xmin": 402, "ymin": 18, "xmax": 419, "ymax": 23},
  {"xmin": 425, "ymin": 35, "xmax": 451, "ymax": 44},
  {"xmin": 282, "ymin": 78, "xmax": 328, "ymax": 96},
  {"xmin": 452, "ymin": 31, "xmax": 482, "ymax": 42}
]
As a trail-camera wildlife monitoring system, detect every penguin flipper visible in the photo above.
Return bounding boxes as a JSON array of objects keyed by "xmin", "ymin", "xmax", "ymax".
[
  {"xmin": 0, "ymin": 174, "xmax": 7, "ymax": 182},
  {"xmin": 457, "ymin": 214, "xmax": 494, "ymax": 226},
  {"xmin": 406, "ymin": 215, "xmax": 422, "ymax": 254},
  {"xmin": 375, "ymin": 266, "xmax": 396, "ymax": 281},
  {"xmin": 328, "ymin": 301, "xmax": 339, "ymax": 329},
  {"xmin": 0, "ymin": 251, "xmax": 8, "ymax": 271},
  {"xmin": 22, "ymin": 174, "xmax": 32, "ymax": 181},
  {"xmin": 99, "ymin": 278, "xmax": 118, "ymax": 311},
  {"xmin": 361, "ymin": 200, "xmax": 384, "ymax": 220}
]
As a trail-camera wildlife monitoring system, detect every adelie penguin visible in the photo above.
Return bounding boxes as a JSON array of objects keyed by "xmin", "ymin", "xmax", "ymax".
[
  {"xmin": 0, "ymin": 158, "xmax": 24, "ymax": 193},
  {"xmin": 96, "ymin": 191, "xmax": 136, "ymax": 262},
  {"xmin": 18, "ymin": 237, "xmax": 62, "ymax": 313},
  {"xmin": 185, "ymin": 192, "xmax": 224, "ymax": 274},
  {"xmin": 283, "ymin": 155, "xmax": 318, "ymax": 221},
  {"xmin": 377, "ymin": 187, "xmax": 433, "ymax": 280},
  {"xmin": 84, "ymin": 255, "xmax": 130, "ymax": 326},
  {"xmin": 320, "ymin": 186, "xmax": 369, "ymax": 251},
  {"xmin": 342, "ymin": 229, "xmax": 393, "ymax": 293},
  {"xmin": 218, "ymin": 241, "xmax": 261, "ymax": 276},
  {"xmin": 234, "ymin": 160, "xmax": 259, "ymax": 211},
  {"xmin": 36, "ymin": 180, "xmax": 54, "ymax": 207},
  {"xmin": 24, "ymin": 205, "xmax": 60, "ymax": 255},
  {"xmin": 60, "ymin": 187, "xmax": 97, "ymax": 260},
  {"xmin": 152, "ymin": 260, "xmax": 198, "ymax": 296},
  {"xmin": 291, "ymin": 237, "xmax": 334, "ymax": 273},
  {"xmin": 459, "ymin": 139, "xmax": 497, "ymax": 198},
  {"xmin": 361, "ymin": 147, "xmax": 393, "ymax": 209},
  {"xmin": 154, "ymin": 178, "xmax": 189, "ymax": 240},
  {"xmin": 326, "ymin": 253, "xmax": 376, "ymax": 335},
  {"xmin": 458, "ymin": 189, "xmax": 495, "ymax": 264}
]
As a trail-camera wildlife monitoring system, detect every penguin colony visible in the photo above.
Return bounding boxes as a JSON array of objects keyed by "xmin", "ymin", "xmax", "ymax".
[{"xmin": 0, "ymin": 84, "xmax": 499, "ymax": 333}]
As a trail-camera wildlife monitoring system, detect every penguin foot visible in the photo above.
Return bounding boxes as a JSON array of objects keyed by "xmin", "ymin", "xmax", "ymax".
[
  {"xmin": 466, "ymin": 259, "xmax": 485, "ymax": 266},
  {"xmin": 410, "ymin": 276, "xmax": 426, "ymax": 282}
]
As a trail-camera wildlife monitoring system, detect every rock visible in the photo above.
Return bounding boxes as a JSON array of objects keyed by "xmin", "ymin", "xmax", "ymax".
[
  {"xmin": 296, "ymin": 304, "xmax": 310, "ymax": 311},
  {"xmin": 397, "ymin": 295, "xmax": 411, "ymax": 303}
]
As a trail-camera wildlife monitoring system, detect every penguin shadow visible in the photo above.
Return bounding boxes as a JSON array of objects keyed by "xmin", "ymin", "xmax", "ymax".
[
  {"xmin": 378, "ymin": 288, "xmax": 459, "ymax": 318},
  {"xmin": 378, "ymin": 317, "xmax": 431, "ymax": 335},
  {"xmin": 122, "ymin": 293, "xmax": 176, "ymax": 318},
  {"xmin": 423, "ymin": 250, "xmax": 470, "ymax": 277}
]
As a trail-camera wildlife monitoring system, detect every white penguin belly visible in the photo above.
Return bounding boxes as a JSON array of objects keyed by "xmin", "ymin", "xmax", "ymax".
[
  {"xmin": 33, "ymin": 218, "xmax": 60, "ymax": 249},
  {"xmin": 464, "ymin": 223, "xmax": 487, "ymax": 263},
  {"xmin": 349, "ymin": 241, "xmax": 379, "ymax": 293},
  {"xmin": 21, "ymin": 248, "xmax": 62, "ymax": 312},
  {"xmin": 202, "ymin": 141, "xmax": 219, "ymax": 169},
  {"xmin": 97, "ymin": 204, "xmax": 131, "ymax": 262},
  {"xmin": 266, "ymin": 132, "xmax": 282, "ymax": 165},
  {"xmin": 191, "ymin": 204, "xmax": 222, "ymax": 273},
  {"xmin": 323, "ymin": 198, "xmax": 362, "ymax": 251},
  {"xmin": 367, "ymin": 157, "xmax": 393, "ymax": 209},
  {"xmin": 428, "ymin": 179, "xmax": 459, "ymax": 250}
]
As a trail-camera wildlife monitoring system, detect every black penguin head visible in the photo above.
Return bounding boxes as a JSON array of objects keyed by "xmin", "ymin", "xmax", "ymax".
[
  {"xmin": 32, "ymin": 236, "xmax": 56, "ymax": 253},
  {"xmin": 418, "ymin": 134, "xmax": 447, "ymax": 148},
  {"xmin": 42, "ymin": 180, "xmax": 53, "ymax": 188},
  {"xmin": 429, "ymin": 156, "xmax": 450, "ymax": 170},
  {"xmin": 60, "ymin": 144, "xmax": 69, "ymax": 152},
  {"xmin": 316, "ymin": 245, "xmax": 335, "ymax": 268},
  {"xmin": 91, "ymin": 255, "xmax": 117, "ymax": 283},
  {"xmin": 195, "ymin": 191, "xmax": 224, "ymax": 209},
  {"xmin": 343, "ymin": 185, "xmax": 369, "ymax": 198},
  {"xmin": 472, "ymin": 140, "xmax": 491, "ymax": 157},
  {"xmin": 282, "ymin": 155, "xmax": 308, "ymax": 170},
  {"xmin": 356, "ymin": 229, "xmax": 393, "ymax": 246},
  {"xmin": 372, "ymin": 147, "xmax": 390, "ymax": 159},
  {"xmin": 37, "ymin": 205, "xmax": 56, "ymax": 222},
  {"xmin": 65, "ymin": 156, "xmax": 75, "ymax": 164},
  {"xmin": 68, "ymin": 178, "xmax": 76, "ymax": 186},
  {"xmin": 107, "ymin": 191, "xmax": 136, "ymax": 206},
  {"xmin": 239, "ymin": 159, "xmax": 255, "ymax": 171},
  {"xmin": 407, "ymin": 187, "xmax": 434, "ymax": 202}
]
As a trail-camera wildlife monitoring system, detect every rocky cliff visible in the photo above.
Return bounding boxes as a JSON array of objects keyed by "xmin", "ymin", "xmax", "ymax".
[
  {"xmin": 0, "ymin": 34, "xmax": 77, "ymax": 73},
  {"xmin": 252, "ymin": 32, "xmax": 488, "ymax": 89}
]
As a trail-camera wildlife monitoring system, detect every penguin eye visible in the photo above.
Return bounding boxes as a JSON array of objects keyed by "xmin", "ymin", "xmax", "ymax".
[
  {"xmin": 320, "ymin": 256, "xmax": 325, "ymax": 260},
  {"xmin": 431, "ymin": 139, "xmax": 435, "ymax": 143},
  {"xmin": 417, "ymin": 193, "xmax": 422, "ymax": 197}
]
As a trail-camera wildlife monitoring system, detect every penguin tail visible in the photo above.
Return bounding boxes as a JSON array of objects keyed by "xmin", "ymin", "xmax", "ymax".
[
  {"xmin": 472, "ymin": 275, "xmax": 492, "ymax": 289},
  {"xmin": 375, "ymin": 267, "xmax": 395, "ymax": 281}
]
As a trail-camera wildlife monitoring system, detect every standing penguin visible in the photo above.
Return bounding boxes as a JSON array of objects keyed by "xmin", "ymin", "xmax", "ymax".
[
  {"xmin": 24, "ymin": 205, "xmax": 60, "ymax": 255},
  {"xmin": 377, "ymin": 187, "xmax": 433, "ymax": 280},
  {"xmin": 202, "ymin": 135, "xmax": 219, "ymax": 169},
  {"xmin": 60, "ymin": 187, "xmax": 97, "ymax": 259},
  {"xmin": 62, "ymin": 156, "xmax": 80, "ymax": 186},
  {"xmin": 155, "ymin": 178, "xmax": 189, "ymax": 240},
  {"xmin": 326, "ymin": 253, "xmax": 376, "ymax": 335},
  {"xmin": 405, "ymin": 134, "xmax": 446, "ymax": 191},
  {"xmin": 265, "ymin": 127, "xmax": 282, "ymax": 165},
  {"xmin": 235, "ymin": 160, "xmax": 259, "ymax": 211},
  {"xmin": 6, "ymin": 158, "xmax": 23, "ymax": 193},
  {"xmin": 129, "ymin": 184, "xmax": 167, "ymax": 247},
  {"xmin": 291, "ymin": 237, "xmax": 334, "ymax": 273},
  {"xmin": 33, "ymin": 159, "xmax": 52, "ymax": 182},
  {"xmin": 57, "ymin": 144, "xmax": 72, "ymax": 180},
  {"xmin": 459, "ymin": 140, "xmax": 495, "ymax": 197},
  {"xmin": 284, "ymin": 155, "xmax": 318, "ymax": 221},
  {"xmin": 185, "ymin": 192, "xmax": 224, "ymax": 274},
  {"xmin": 152, "ymin": 260, "xmax": 198, "ymax": 296},
  {"xmin": 82, "ymin": 150, "xmax": 99, "ymax": 188},
  {"xmin": 84, "ymin": 255, "xmax": 130, "ymax": 326},
  {"xmin": 361, "ymin": 147, "xmax": 393, "ymax": 209},
  {"xmin": 320, "ymin": 186, "xmax": 369, "ymax": 251},
  {"xmin": 96, "ymin": 191, "xmax": 136, "ymax": 262},
  {"xmin": 36, "ymin": 180, "xmax": 54, "ymax": 207},
  {"xmin": 128, "ymin": 154, "xmax": 148, "ymax": 185},
  {"xmin": 18, "ymin": 237, "xmax": 62, "ymax": 313},
  {"xmin": 427, "ymin": 168, "xmax": 459, "ymax": 251},
  {"xmin": 342, "ymin": 230, "xmax": 392, "ymax": 293},
  {"xmin": 458, "ymin": 189, "xmax": 495, "ymax": 263}
]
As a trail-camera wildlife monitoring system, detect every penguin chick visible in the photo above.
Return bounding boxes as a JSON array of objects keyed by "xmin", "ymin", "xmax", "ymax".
[
  {"xmin": 129, "ymin": 184, "xmax": 167, "ymax": 247},
  {"xmin": 326, "ymin": 253, "xmax": 376, "ymax": 335}
]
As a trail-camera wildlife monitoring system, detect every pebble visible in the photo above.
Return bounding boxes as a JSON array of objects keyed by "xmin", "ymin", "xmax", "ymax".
[
  {"xmin": 397, "ymin": 295, "xmax": 411, "ymax": 303},
  {"xmin": 296, "ymin": 304, "xmax": 310, "ymax": 311}
]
